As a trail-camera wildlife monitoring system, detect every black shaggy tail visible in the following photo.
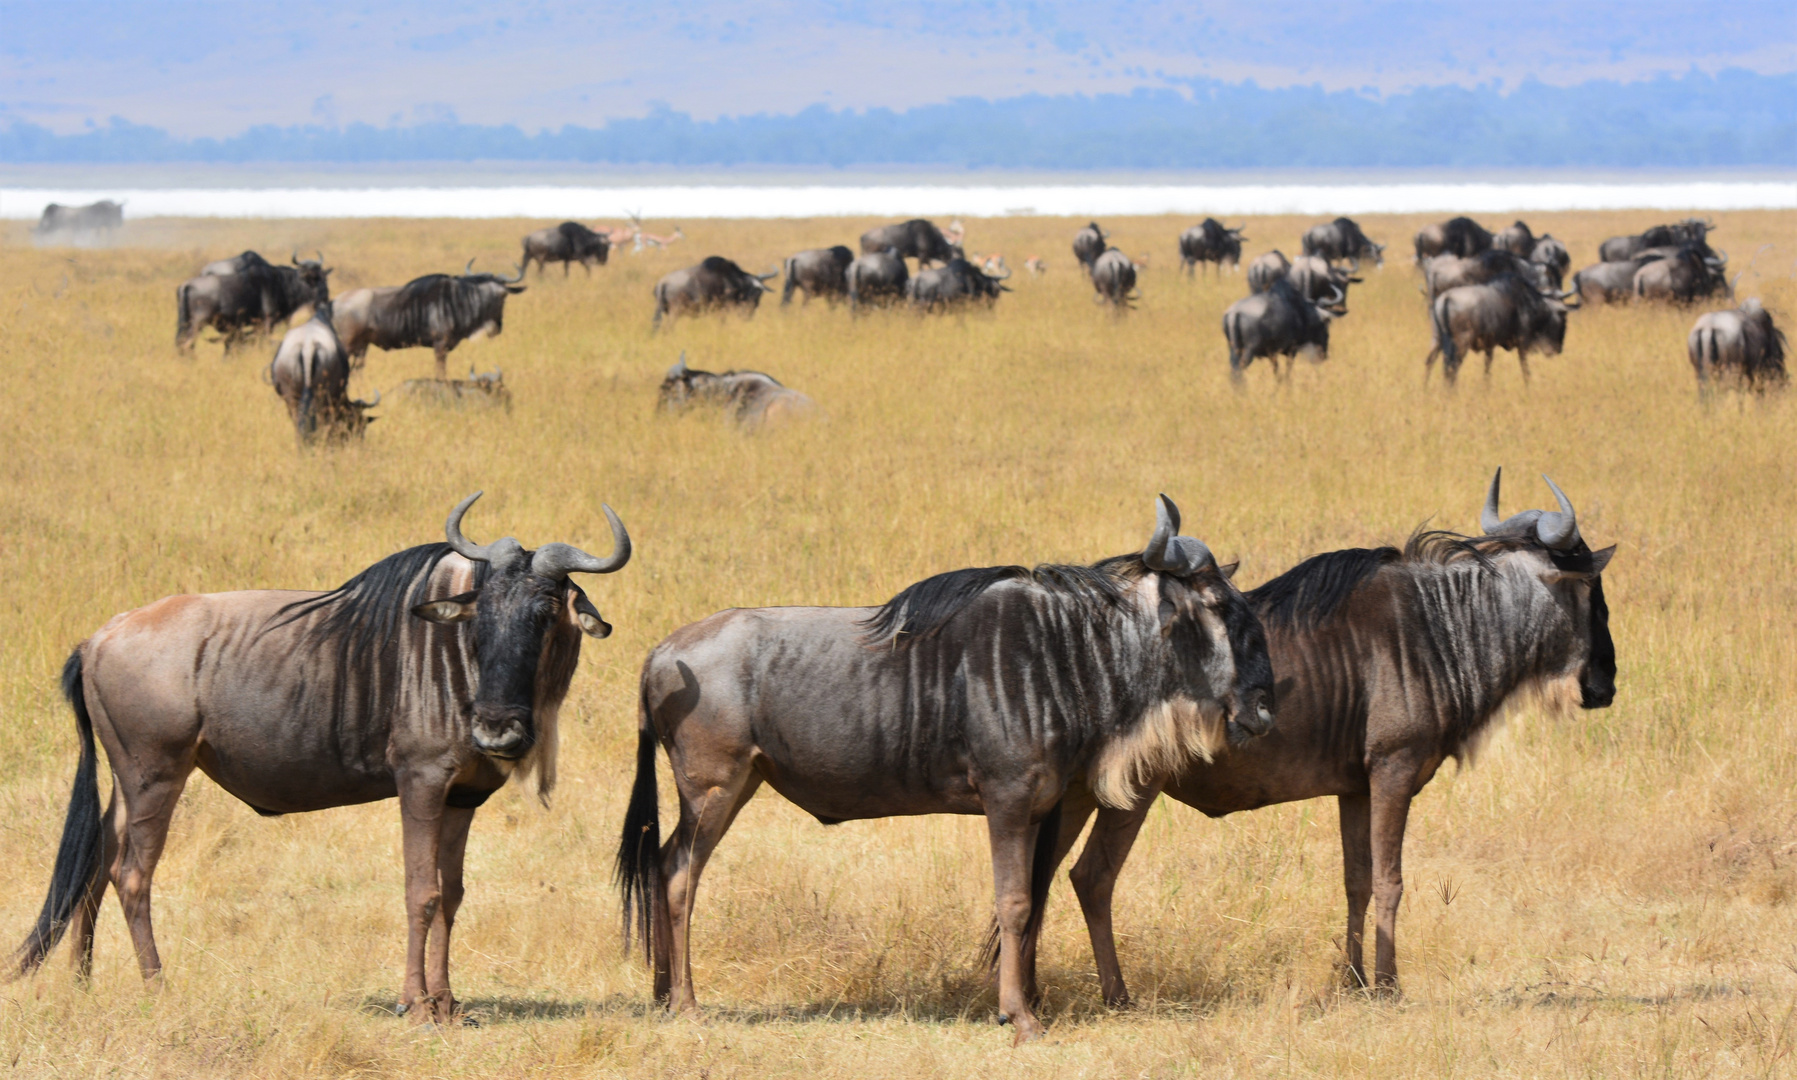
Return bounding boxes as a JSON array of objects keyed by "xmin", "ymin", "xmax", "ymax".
[
  {"xmin": 175, "ymin": 282, "xmax": 193, "ymax": 347},
  {"xmin": 13, "ymin": 650, "xmax": 104, "ymax": 977},
  {"xmin": 615, "ymin": 684, "xmax": 662, "ymax": 962},
  {"xmin": 980, "ymin": 798, "xmax": 1065, "ymax": 971}
]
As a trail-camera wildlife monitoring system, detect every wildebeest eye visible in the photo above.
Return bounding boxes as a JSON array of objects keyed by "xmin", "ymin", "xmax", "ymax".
[{"xmin": 411, "ymin": 591, "xmax": 478, "ymax": 624}]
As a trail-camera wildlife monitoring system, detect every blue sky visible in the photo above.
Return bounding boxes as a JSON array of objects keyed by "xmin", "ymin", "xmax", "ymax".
[{"xmin": 3, "ymin": 2, "xmax": 1793, "ymax": 137}]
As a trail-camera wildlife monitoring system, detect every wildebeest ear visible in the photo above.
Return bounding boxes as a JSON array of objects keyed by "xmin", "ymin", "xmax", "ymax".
[
  {"xmin": 570, "ymin": 588, "xmax": 612, "ymax": 638},
  {"xmin": 412, "ymin": 591, "xmax": 478, "ymax": 624},
  {"xmin": 1217, "ymin": 561, "xmax": 1240, "ymax": 581},
  {"xmin": 1586, "ymin": 545, "xmax": 1616, "ymax": 574},
  {"xmin": 506, "ymin": 285, "xmax": 527, "ymax": 294}
]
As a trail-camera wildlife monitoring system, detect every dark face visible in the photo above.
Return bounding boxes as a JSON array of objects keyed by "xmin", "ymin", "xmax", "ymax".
[
  {"xmin": 1165, "ymin": 570, "xmax": 1276, "ymax": 744},
  {"xmin": 1579, "ymin": 575, "xmax": 1616, "ymax": 708}
]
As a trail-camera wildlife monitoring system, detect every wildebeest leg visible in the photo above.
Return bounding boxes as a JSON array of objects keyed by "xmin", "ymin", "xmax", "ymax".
[
  {"xmin": 1338, "ymin": 793, "xmax": 1372, "ymax": 989},
  {"xmin": 1516, "ymin": 348, "xmax": 1533, "ymax": 384},
  {"xmin": 662, "ymin": 772, "xmax": 762, "ymax": 1014},
  {"xmin": 1482, "ymin": 350, "xmax": 1496, "ymax": 379},
  {"xmin": 397, "ymin": 774, "xmax": 452, "ymax": 1021},
  {"xmin": 1015, "ymin": 779, "xmax": 1100, "ymax": 1006},
  {"xmin": 424, "ymin": 805, "xmax": 476, "ymax": 1017},
  {"xmin": 563, "ymin": 260, "xmax": 571, "ymax": 278},
  {"xmin": 1067, "ymin": 793, "xmax": 1157, "ymax": 1009},
  {"xmin": 987, "ymin": 802, "xmax": 1047, "ymax": 1045},
  {"xmin": 433, "ymin": 343, "xmax": 449, "ymax": 380},
  {"xmin": 68, "ymin": 782, "xmax": 127, "ymax": 979},
  {"xmin": 114, "ymin": 766, "xmax": 193, "ymax": 982},
  {"xmin": 1368, "ymin": 767, "xmax": 1418, "ymax": 993}
]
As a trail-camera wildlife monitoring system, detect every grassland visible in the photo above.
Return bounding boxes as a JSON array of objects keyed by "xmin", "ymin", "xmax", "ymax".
[{"xmin": 0, "ymin": 208, "xmax": 1794, "ymax": 1079}]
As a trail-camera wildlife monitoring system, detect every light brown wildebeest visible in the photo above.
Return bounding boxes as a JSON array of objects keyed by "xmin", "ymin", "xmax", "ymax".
[
  {"xmin": 1688, "ymin": 298, "xmax": 1788, "ymax": 395},
  {"xmin": 657, "ymin": 353, "xmax": 813, "ymax": 431}
]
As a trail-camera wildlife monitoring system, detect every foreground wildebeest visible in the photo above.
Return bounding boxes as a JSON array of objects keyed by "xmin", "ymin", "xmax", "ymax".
[
  {"xmin": 907, "ymin": 256, "xmax": 1011, "ymax": 312},
  {"xmin": 34, "ymin": 200, "xmax": 124, "ymax": 243},
  {"xmin": 651, "ymin": 256, "xmax": 776, "ymax": 329},
  {"xmin": 860, "ymin": 219, "xmax": 961, "ymax": 267},
  {"xmin": 846, "ymin": 247, "xmax": 909, "ymax": 312},
  {"xmin": 781, "ymin": 246, "xmax": 855, "ymax": 307},
  {"xmin": 1599, "ymin": 218, "xmax": 1714, "ymax": 263},
  {"xmin": 521, "ymin": 222, "xmax": 611, "ymax": 277},
  {"xmin": 1223, "ymin": 277, "xmax": 1341, "ymax": 382},
  {"xmin": 1246, "ymin": 250, "xmax": 1293, "ymax": 294},
  {"xmin": 333, "ymin": 262, "xmax": 527, "ymax": 374},
  {"xmin": 1688, "ymin": 299, "xmax": 1788, "ymax": 394},
  {"xmin": 1530, "ymin": 235, "xmax": 1572, "ymax": 290},
  {"xmin": 1301, "ymin": 217, "xmax": 1383, "ymax": 271},
  {"xmin": 1492, "ymin": 220, "xmax": 1536, "ymax": 257},
  {"xmin": 1073, "ymin": 222, "xmax": 1109, "ymax": 275},
  {"xmin": 176, "ymin": 252, "xmax": 331, "ymax": 353},
  {"xmin": 1287, "ymin": 254, "xmax": 1361, "ymax": 307},
  {"xmin": 1414, "ymin": 216, "xmax": 1494, "ymax": 262},
  {"xmin": 1421, "ymin": 250, "xmax": 1546, "ymax": 301},
  {"xmin": 1427, "ymin": 274, "xmax": 1576, "ymax": 384},
  {"xmin": 616, "ymin": 496, "xmax": 1275, "ymax": 1043},
  {"xmin": 1010, "ymin": 470, "xmax": 1615, "ymax": 1003},
  {"xmin": 1090, "ymin": 248, "xmax": 1138, "ymax": 310},
  {"xmin": 268, "ymin": 300, "xmax": 378, "ymax": 445},
  {"xmin": 1633, "ymin": 245, "xmax": 1732, "ymax": 304},
  {"xmin": 14, "ymin": 494, "xmax": 630, "ymax": 1022},
  {"xmin": 1179, "ymin": 219, "xmax": 1246, "ymax": 276},
  {"xmin": 657, "ymin": 352, "xmax": 814, "ymax": 430}
]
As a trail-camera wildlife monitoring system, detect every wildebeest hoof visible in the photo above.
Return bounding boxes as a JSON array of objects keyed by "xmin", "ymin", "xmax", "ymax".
[{"xmin": 1010, "ymin": 1021, "xmax": 1047, "ymax": 1046}]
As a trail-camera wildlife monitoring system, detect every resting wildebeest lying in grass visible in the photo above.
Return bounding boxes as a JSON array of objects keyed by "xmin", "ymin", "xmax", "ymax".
[
  {"xmin": 392, "ymin": 368, "xmax": 512, "ymax": 411},
  {"xmin": 617, "ymin": 496, "xmax": 1275, "ymax": 1044},
  {"xmin": 1688, "ymin": 299, "xmax": 1788, "ymax": 395},
  {"xmin": 13, "ymin": 494, "xmax": 631, "ymax": 1023},
  {"xmin": 1010, "ymin": 470, "xmax": 1616, "ymax": 1004},
  {"xmin": 268, "ymin": 300, "xmax": 379, "ymax": 445},
  {"xmin": 657, "ymin": 353, "xmax": 812, "ymax": 431}
]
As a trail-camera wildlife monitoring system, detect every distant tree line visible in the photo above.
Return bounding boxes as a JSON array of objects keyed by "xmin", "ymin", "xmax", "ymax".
[{"xmin": 4, "ymin": 69, "xmax": 1793, "ymax": 167}]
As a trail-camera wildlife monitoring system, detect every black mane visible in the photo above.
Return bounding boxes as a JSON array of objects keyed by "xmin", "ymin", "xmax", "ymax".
[
  {"xmin": 269, "ymin": 541, "xmax": 486, "ymax": 652},
  {"xmin": 861, "ymin": 560, "xmax": 1131, "ymax": 646},
  {"xmin": 1248, "ymin": 546, "xmax": 1399, "ymax": 629}
]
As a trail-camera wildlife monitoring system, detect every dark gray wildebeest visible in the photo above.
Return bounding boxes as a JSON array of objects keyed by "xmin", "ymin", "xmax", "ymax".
[
  {"xmin": 1530, "ymin": 235, "xmax": 1572, "ymax": 290},
  {"xmin": 1492, "ymin": 220, "xmax": 1536, "ymax": 257},
  {"xmin": 1073, "ymin": 222, "xmax": 1109, "ymax": 275},
  {"xmin": 268, "ymin": 300, "xmax": 379, "ymax": 445},
  {"xmin": 1414, "ymin": 217, "xmax": 1494, "ymax": 262},
  {"xmin": 1634, "ymin": 245, "xmax": 1732, "ymax": 304},
  {"xmin": 1427, "ymin": 274, "xmax": 1577, "ymax": 385},
  {"xmin": 1090, "ymin": 248, "xmax": 1139, "ymax": 310},
  {"xmin": 333, "ymin": 262, "xmax": 527, "ymax": 375},
  {"xmin": 657, "ymin": 352, "xmax": 814, "ymax": 431},
  {"xmin": 1421, "ymin": 250, "xmax": 1547, "ymax": 302},
  {"xmin": 1569, "ymin": 254, "xmax": 1659, "ymax": 304},
  {"xmin": 1179, "ymin": 219, "xmax": 1246, "ymax": 276},
  {"xmin": 1222, "ymin": 277, "xmax": 1342, "ymax": 383},
  {"xmin": 860, "ymin": 219, "xmax": 962, "ymax": 267},
  {"xmin": 1246, "ymin": 250, "xmax": 1293, "ymax": 294},
  {"xmin": 521, "ymin": 222, "xmax": 611, "ymax": 277},
  {"xmin": 1009, "ymin": 470, "xmax": 1616, "ymax": 1004},
  {"xmin": 1600, "ymin": 218, "xmax": 1714, "ymax": 263},
  {"xmin": 1301, "ymin": 217, "xmax": 1384, "ymax": 271},
  {"xmin": 1688, "ymin": 299, "xmax": 1787, "ymax": 395},
  {"xmin": 907, "ymin": 256, "xmax": 1011, "ymax": 312},
  {"xmin": 1287, "ymin": 254, "xmax": 1361, "ymax": 307},
  {"xmin": 176, "ymin": 252, "xmax": 332, "ymax": 354},
  {"xmin": 615, "ymin": 496, "xmax": 1276, "ymax": 1044},
  {"xmin": 34, "ymin": 200, "xmax": 124, "ymax": 244},
  {"xmin": 13, "ymin": 493, "xmax": 630, "ymax": 1023},
  {"xmin": 781, "ymin": 246, "xmax": 855, "ymax": 307},
  {"xmin": 846, "ymin": 247, "xmax": 910, "ymax": 312},
  {"xmin": 651, "ymin": 256, "xmax": 777, "ymax": 329}
]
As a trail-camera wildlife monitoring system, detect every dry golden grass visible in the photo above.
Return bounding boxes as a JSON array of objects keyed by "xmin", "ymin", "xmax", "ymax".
[{"xmin": 0, "ymin": 207, "xmax": 1794, "ymax": 1078}]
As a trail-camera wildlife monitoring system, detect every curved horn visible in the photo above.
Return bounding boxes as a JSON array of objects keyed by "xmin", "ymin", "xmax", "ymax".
[
  {"xmin": 1142, "ymin": 494, "xmax": 1215, "ymax": 576},
  {"xmin": 444, "ymin": 491, "xmax": 525, "ymax": 569},
  {"xmin": 1535, "ymin": 475, "xmax": 1580, "ymax": 550},
  {"xmin": 291, "ymin": 251, "xmax": 302, "ymax": 266},
  {"xmin": 464, "ymin": 258, "xmax": 477, "ymax": 275},
  {"xmin": 354, "ymin": 388, "xmax": 382, "ymax": 408},
  {"xmin": 666, "ymin": 351, "xmax": 689, "ymax": 379},
  {"xmin": 316, "ymin": 250, "xmax": 324, "ymax": 265},
  {"xmin": 529, "ymin": 505, "xmax": 632, "ymax": 579},
  {"xmin": 1480, "ymin": 467, "xmax": 1506, "ymax": 533},
  {"xmin": 501, "ymin": 262, "xmax": 526, "ymax": 284}
]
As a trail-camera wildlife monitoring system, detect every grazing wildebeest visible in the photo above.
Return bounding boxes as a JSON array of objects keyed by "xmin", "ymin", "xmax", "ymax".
[
  {"xmin": 1073, "ymin": 222, "xmax": 1109, "ymax": 275},
  {"xmin": 1633, "ymin": 245, "xmax": 1731, "ymax": 304},
  {"xmin": 333, "ymin": 262, "xmax": 527, "ymax": 374},
  {"xmin": 13, "ymin": 494, "xmax": 631, "ymax": 1022},
  {"xmin": 781, "ymin": 246, "xmax": 855, "ymax": 307},
  {"xmin": 34, "ymin": 200, "xmax": 124, "ymax": 243},
  {"xmin": 521, "ymin": 222, "xmax": 611, "ymax": 277},
  {"xmin": 1287, "ymin": 254, "xmax": 1361, "ymax": 307},
  {"xmin": 1530, "ymin": 235, "xmax": 1572, "ymax": 290},
  {"xmin": 1010, "ymin": 470, "xmax": 1616, "ymax": 1004},
  {"xmin": 859, "ymin": 219, "xmax": 962, "ymax": 267},
  {"xmin": 1301, "ymin": 217, "xmax": 1384, "ymax": 271},
  {"xmin": 1179, "ymin": 219, "xmax": 1246, "ymax": 276},
  {"xmin": 907, "ymin": 257, "xmax": 1011, "ymax": 312},
  {"xmin": 1427, "ymin": 274, "xmax": 1576, "ymax": 384},
  {"xmin": 1421, "ymin": 250, "xmax": 1546, "ymax": 301},
  {"xmin": 1090, "ymin": 248, "xmax": 1138, "ymax": 310},
  {"xmin": 1246, "ymin": 250, "xmax": 1293, "ymax": 294},
  {"xmin": 651, "ymin": 256, "xmax": 776, "ymax": 329},
  {"xmin": 176, "ymin": 252, "xmax": 331, "ymax": 354},
  {"xmin": 268, "ymin": 300, "xmax": 378, "ymax": 445},
  {"xmin": 1599, "ymin": 218, "xmax": 1714, "ymax": 263},
  {"xmin": 1222, "ymin": 278, "xmax": 1341, "ymax": 382},
  {"xmin": 846, "ymin": 247, "xmax": 910, "ymax": 312},
  {"xmin": 1493, "ymin": 220, "xmax": 1536, "ymax": 257},
  {"xmin": 615, "ymin": 496, "xmax": 1276, "ymax": 1044},
  {"xmin": 1569, "ymin": 256, "xmax": 1658, "ymax": 304},
  {"xmin": 1688, "ymin": 299, "xmax": 1788, "ymax": 394},
  {"xmin": 1414, "ymin": 217, "xmax": 1494, "ymax": 262},
  {"xmin": 657, "ymin": 352, "xmax": 814, "ymax": 430}
]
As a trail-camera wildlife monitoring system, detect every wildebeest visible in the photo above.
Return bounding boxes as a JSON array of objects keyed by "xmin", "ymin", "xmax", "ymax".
[
  {"xmin": 1599, "ymin": 218, "xmax": 1714, "ymax": 263},
  {"xmin": 268, "ymin": 300, "xmax": 378, "ymax": 445},
  {"xmin": 1427, "ymin": 274, "xmax": 1576, "ymax": 384},
  {"xmin": 13, "ymin": 494, "xmax": 631, "ymax": 1023},
  {"xmin": 907, "ymin": 257, "xmax": 1011, "ymax": 312},
  {"xmin": 1530, "ymin": 235, "xmax": 1572, "ymax": 290},
  {"xmin": 651, "ymin": 256, "xmax": 776, "ymax": 329},
  {"xmin": 781, "ymin": 246, "xmax": 855, "ymax": 307},
  {"xmin": 1633, "ymin": 245, "xmax": 1732, "ymax": 304},
  {"xmin": 175, "ymin": 252, "xmax": 332, "ymax": 354},
  {"xmin": 1569, "ymin": 255, "xmax": 1657, "ymax": 304},
  {"xmin": 34, "ymin": 200, "xmax": 124, "ymax": 244},
  {"xmin": 1090, "ymin": 248, "xmax": 1138, "ymax": 310},
  {"xmin": 657, "ymin": 352, "xmax": 814, "ymax": 430},
  {"xmin": 846, "ymin": 247, "xmax": 910, "ymax": 312},
  {"xmin": 1179, "ymin": 219, "xmax": 1246, "ymax": 276},
  {"xmin": 1688, "ymin": 299, "xmax": 1787, "ymax": 394},
  {"xmin": 333, "ymin": 262, "xmax": 526, "ymax": 375},
  {"xmin": 615, "ymin": 495, "xmax": 1275, "ymax": 1043},
  {"xmin": 1301, "ymin": 217, "xmax": 1383, "ymax": 270},
  {"xmin": 1421, "ymin": 250, "xmax": 1546, "ymax": 301},
  {"xmin": 1246, "ymin": 250, "xmax": 1293, "ymax": 294},
  {"xmin": 392, "ymin": 370, "xmax": 512, "ymax": 411},
  {"xmin": 1010, "ymin": 470, "xmax": 1616, "ymax": 1003},
  {"xmin": 1073, "ymin": 222, "xmax": 1109, "ymax": 275},
  {"xmin": 1287, "ymin": 254, "xmax": 1360, "ymax": 307},
  {"xmin": 521, "ymin": 222, "xmax": 611, "ymax": 277},
  {"xmin": 1493, "ymin": 220, "xmax": 1536, "ymax": 257},
  {"xmin": 859, "ymin": 219, "xmax": 962, "ymax": 267},
  {"xmin": 1414, "ymin": 217, "xmax": 1494, "ymax": 262},
  {"xmin": 1223, "ymin": 278, "xmax": 1341, "ymax": 382}
]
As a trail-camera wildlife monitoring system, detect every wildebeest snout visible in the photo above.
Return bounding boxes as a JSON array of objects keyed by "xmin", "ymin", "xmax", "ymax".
[
  {"xmin": 1228, "ymin": 687, "xmax": 1276, "ymax": 746},
  {"xmin": 472, "ymin": 704, "xmax": 534, "ymax": 758}
]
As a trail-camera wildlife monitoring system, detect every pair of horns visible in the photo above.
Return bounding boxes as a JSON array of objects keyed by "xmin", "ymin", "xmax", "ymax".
[
  {"xmin": 666, "ymin": 351, "xmax": 689, "ymax": 379},
  {"xmin": 1481, "ymin": 468, "xmax": 1580, "ymax": 550},
  {"xmin": 445, "ymin": 492, "xmax": 631, "ymax": 578},
  {"xmin": 1143, "ymin": 494, "xmax": 1216, "ymax": 576}
]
